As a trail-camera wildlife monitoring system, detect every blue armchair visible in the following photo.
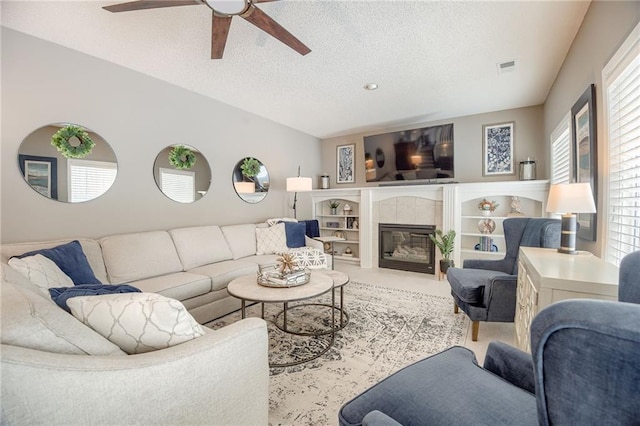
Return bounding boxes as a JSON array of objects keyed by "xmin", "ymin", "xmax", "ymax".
[
  {"xmin": 446, "ymin": 217, "xmax": 561, "ymax": 340},
  {"xmin": 339, "ymin": 251, "xmax": 640, "ymax": 426}
]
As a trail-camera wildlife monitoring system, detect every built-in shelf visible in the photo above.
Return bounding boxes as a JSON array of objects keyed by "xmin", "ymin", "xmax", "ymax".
[{"xmin": 312, "ymin": 195, "xmax": 361, "ymax": 265}]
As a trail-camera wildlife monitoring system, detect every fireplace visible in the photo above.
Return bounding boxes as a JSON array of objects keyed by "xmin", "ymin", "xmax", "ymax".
[{"xmin": 378, "ymin": 224, "xmax": 436, "ymax": 274}]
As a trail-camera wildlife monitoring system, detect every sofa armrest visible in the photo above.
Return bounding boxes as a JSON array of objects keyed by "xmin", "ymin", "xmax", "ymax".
[
  {"xmin": 362, "ymin": 410, "xmax": 404, "ymax": 426},
  {"xmin": 305, "ymin": 236, "xmax": 323, "ymax": 250},
  {"xmin": 483, "ymin": 341, "xmax": 535, "ymax": 394},
  {"xmin": 463, "ymin": 258, "xmax": 512, "ymax": 274},
  {"xmin": 1, "ymin": 318, "xmax": 269, "ymax": 425}
]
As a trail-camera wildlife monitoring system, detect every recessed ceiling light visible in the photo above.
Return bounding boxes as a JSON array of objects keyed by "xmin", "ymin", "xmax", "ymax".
[{"xmin": 364, "ymin": 83, "xmax": 379, "ymax": 91}]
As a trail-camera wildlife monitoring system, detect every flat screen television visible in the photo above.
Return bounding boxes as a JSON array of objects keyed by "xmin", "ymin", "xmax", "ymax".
[{"xmin": 363, "ymin": 123, "xmax": 454, "ymax": 183}]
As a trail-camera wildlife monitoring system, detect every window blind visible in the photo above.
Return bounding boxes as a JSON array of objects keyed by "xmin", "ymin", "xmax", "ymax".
[
  {"xmin": 160, "ymin": 168, "xmax": 195, "ymax": 203},
  {"xmin": 604, "ymin": 23, "xmax": 640, "ymax": 266},
  {"xmin": 68, "ymin": 160, "xmax": 117, "ymax": 203},
  {"xmin": 550, "ymin": 113, "xmax": 571, "ymax": 184}
]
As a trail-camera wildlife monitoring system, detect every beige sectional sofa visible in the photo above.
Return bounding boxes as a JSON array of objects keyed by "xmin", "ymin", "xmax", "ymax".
[{"xmin": 0, "ymin": 221, "xmax": 327, "ymax": 425}]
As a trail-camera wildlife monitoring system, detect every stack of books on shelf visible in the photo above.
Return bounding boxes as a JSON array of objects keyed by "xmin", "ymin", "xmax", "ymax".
[{"xmin": 478, "ymin": 235, "xmax": 493, "ymax": 252}]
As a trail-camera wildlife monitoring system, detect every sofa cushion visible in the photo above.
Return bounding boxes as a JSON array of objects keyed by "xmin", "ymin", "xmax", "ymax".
[
  {"xmin": 67, "ymin": 293, "xmax": 205, "ymax": 354},
  {"xmin": 240, "ymin": 254, "xmax": 281, "ymax": 269},
  {"xmin": 1, "ymin": 266, "xmax": 125, "ymax": 356},
  {"xmin": 14, "ymin": 240, "xmax": 102, "ymax": 285},
  {"xmin": 256, "ymin": 223, "xmax": 288, "ymax": 255},
  {"xmin": 447, "ymin": 268, "xmax": 506, "ymax": 304},
  {"xmin": 221, "ymin": 224, "xmax": 257, "ymax": 260},
  {"xmin": 283, "ymin": 222, "xmax": 307, "ymax": 248},
  {"xmin": 170, "ymin": 225, "xmax": 233, "ymax": 270},
  {"xmin": 189, "ymin": 260, "xmax": 258, "ymax": 292},
  {"xmin": 130, "ymin": 272, "xmax": 212, "ymax": 301},
  {"xmin": 8, "ymin": 254, "xmax": 74, "ymax": 296},
  {"xmin": 100, "ymin": 231, "xmax": 183, "ymax": 283}
]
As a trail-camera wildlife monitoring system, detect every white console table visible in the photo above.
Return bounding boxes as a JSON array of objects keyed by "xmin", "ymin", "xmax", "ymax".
[{"xmin": 514, "ymin": 247, "xmax": 619, "ymax": 352}]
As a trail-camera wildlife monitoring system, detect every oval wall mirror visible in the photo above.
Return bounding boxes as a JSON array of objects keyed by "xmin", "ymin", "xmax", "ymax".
[
  {"xmin": 17, "ymin": 123, "xmax": 118, "ymax": 203},
  {"xmin": 153, "ymin": 145, "xmax": 211, "ymax": 203},
  {"xmin": 232, "ymin": 157, "xmax": 270, "ymax": 204}
]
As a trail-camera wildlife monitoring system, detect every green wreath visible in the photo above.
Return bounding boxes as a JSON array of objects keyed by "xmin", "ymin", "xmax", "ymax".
[
  {"xmin": 169, "ymin": 145, "xmax": 197, "ymax": 169},
  {"xmin": 51, "ymin": 125, "xmax": 95, "ymax": 159}
]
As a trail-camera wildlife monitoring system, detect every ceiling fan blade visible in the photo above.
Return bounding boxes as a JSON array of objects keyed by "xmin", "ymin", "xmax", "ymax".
[
  {"xmin": 242, "ymin": 5, "xmax": 310, "ymax": 56},
  {"xmin": 211, "ymin": 13, "xmax": 232, "ymax": 59},
  {"xmin": 103, "ymin": 0, "xmax": 199, "ymax": 13}
]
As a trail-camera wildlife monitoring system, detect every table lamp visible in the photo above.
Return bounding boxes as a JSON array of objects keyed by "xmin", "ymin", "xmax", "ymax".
[
  {"xmin": 546, "ymin": 182, "xmax": 596, "ymax": 254},
  {"xmin": 286, "ymin": 166, "xmax": 312, "ymax": 219}
]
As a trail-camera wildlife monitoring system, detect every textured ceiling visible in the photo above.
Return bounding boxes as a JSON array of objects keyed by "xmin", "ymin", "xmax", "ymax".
[{"xmin": 1, "ymin": 0, "xmax": 590, "ymax": 139}]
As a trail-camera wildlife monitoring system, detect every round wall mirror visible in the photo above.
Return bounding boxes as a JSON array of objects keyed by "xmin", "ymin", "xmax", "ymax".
[
  {"xmin": 17, "ymin": 123, "xmax": 118, "ymax": 203},
  {"xmin": 232, "ymin": 157, "xmax": 269, "ymax": 204},
  {"xmin": 153, "ymin": 145, "xmax": 211, "ymax": 203}
]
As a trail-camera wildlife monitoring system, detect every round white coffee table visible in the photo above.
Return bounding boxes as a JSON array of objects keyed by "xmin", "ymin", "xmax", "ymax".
[{"xmin": 227, "ymin": 271, "xmax": 335, "ymax": 368}]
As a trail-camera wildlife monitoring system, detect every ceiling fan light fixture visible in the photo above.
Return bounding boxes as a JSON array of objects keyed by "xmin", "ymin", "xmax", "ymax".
[{"xmin": 204, "ymin": 0, "xmax": 248, "ymax": 15}]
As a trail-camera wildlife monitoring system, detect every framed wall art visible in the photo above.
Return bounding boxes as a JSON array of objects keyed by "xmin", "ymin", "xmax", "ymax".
[
  {"xmin": 18, "ymin": 154, "xmax": 58, "ymax": 199},
  {"xmin": 336, "ymin": 143, "xmax": 355, "ymax": 184},
  {"xmin": 571, "ymin": 84, "xmax": 597, "ymax": 241},
  {"xmin": 482, "ymin": 122, "xmax": 515, "ymax": 176}
]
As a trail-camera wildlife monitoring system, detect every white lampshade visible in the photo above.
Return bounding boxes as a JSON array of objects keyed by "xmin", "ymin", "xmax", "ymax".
[
  {"xmin": 546, "ymin": 183, "xmax": 596, "ymax": 214},
  {"xmin": 286, "ymin": 176, "xmax": 312, "ymax": 192},
  {"xmin": 234, "ymin": 182, "xmax": 255, "ymax": 194}
]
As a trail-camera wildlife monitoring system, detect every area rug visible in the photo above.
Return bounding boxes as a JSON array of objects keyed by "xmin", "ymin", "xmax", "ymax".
[{"xmin": 206, "ymin": 281, "xmax": 468, "ymax": 426}]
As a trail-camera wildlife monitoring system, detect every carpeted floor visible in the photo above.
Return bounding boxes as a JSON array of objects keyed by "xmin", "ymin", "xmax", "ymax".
[{"xmin": 206, "ymin": 281, "xmax": 468, "ymax": 426}]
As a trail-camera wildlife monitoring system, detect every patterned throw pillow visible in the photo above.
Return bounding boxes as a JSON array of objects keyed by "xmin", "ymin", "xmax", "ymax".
[
  {"xmin": 256, "ymin": 223, "xmax": 288, "ymax": 255},
  {"xmin": 67, "ymin": 293, "xmax": 205, "ymax": 354},
  {"xmin": 8, "ymin": 254, "xmax": 74, "ymax": 296},
  {"xmin": 265, "ymin": 217, "xmax": 297, "ymax": 227},
  {"xmin": 288, "ymin": 247, "xmax": 328, "ymax": 270}
]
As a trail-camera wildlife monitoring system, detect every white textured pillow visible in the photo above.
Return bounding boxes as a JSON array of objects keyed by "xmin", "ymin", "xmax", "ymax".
[
  {"xmin": 67, "ymin": 293, "xmax": 205, "ymax": 354},
  {"xmin": 256, "ymin": 222, "xmax": 288, "ymax": 255},
  {"xmin": 8, "ymin": 254, "xmax": 74, "ymax": 295},
  {"xmin": 265, "ymin": 217, "xmax": 298, "ymax": 227}
]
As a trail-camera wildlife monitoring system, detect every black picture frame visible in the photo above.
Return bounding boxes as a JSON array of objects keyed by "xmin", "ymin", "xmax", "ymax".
[
  {"xmin": 18, "ymin": 154, "xmax": 58, "ymax": 200},
  {"xmin": 571, "ymin": 84, "xmax": 597, "ymax": 241}
]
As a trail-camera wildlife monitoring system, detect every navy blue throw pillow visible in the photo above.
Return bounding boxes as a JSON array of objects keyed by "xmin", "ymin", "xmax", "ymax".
[
  {"xmin": 49, "ymin": 284, "xmax": 141, "ymax": 312},
  {"xmin": 17, "ymin": 240, "xmax": 102, "ymax": 285},
  {"xmin": 283, "ymin": 222, "xmax": 306, "ymax": 248}
]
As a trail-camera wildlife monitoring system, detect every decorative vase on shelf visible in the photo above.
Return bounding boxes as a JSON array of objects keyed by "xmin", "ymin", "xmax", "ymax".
[
  {"xmin": 331, "ymin": 208, "xmax": 337, "ymax": 215},
  {"xmin": 478, "ymin": 218, "xmax": 496, "ymax": 234},
  {"xmin": 482, "ymin": 210, "xmax": 491, "ymax": 217}
]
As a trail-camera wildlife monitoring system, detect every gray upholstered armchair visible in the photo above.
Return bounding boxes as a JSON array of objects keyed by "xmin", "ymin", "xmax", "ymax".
[
  {"xmin": 338, "ymin": 251, "xmax": 640, "ymax": 426},
  {"xmin": 446, "ymin": 217, "xmax": 561, "ymax": 340}
]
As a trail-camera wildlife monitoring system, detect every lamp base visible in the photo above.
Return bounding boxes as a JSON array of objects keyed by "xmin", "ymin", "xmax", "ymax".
[
  {"xmin": 558, "ymin": 213, "xmax": 578, "ymax": 255},
  {"xmin": 557, "ymin": 247, "xmax": 579, "ymax": 255}
]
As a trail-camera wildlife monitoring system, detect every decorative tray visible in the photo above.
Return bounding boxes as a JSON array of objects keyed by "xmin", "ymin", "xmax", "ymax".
[{"xmin": 257, "ymin": 268, "xmax": 311, "ymax": 288}]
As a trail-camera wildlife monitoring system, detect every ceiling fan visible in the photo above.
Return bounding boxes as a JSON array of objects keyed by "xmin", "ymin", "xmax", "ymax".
[{"xmin": 103, "ymin": 0, "xmax": 311, "ymax": 59}]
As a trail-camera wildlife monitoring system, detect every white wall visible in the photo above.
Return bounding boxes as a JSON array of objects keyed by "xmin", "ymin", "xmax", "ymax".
[
  {"xmin": 320, "ymin": 105, "xmax": 544, "ymax": 187},
  {"xmin": 1, "ymin": 28, "xmax": 321, "ymax": 243},
  {"xmin": 542, "ymin": 1, "xmax": 640, "ymax": 257}
]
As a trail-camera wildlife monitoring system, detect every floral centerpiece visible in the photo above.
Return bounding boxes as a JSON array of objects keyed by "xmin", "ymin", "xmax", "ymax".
[{"xmin": 478, "ymin": 199, "xmax": 499, "ymax": 215}]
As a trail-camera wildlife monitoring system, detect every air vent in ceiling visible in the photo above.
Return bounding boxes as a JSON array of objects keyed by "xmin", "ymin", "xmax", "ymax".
[{"xmin": 497, "ymin": 60, "xmax": 517, "ymax": 74}]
